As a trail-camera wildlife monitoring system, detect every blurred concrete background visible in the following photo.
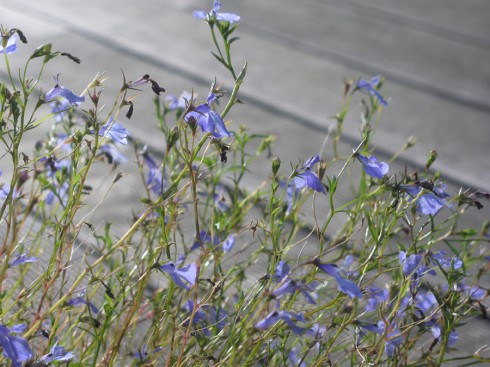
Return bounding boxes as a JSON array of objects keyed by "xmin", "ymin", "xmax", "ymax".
[{"xmin": 1, "ymin": 0, "xmax": 490, "ymax": 363}]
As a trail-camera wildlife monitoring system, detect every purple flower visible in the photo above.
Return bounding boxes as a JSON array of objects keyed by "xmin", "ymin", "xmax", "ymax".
[
  {"xmin": 193, "ymin": 1, "xmax": 241, "ymax": 24},
  {"xmin": 131, "ymin": 344, "xmax": 163, "ymax": 363},
  {"xmin": 45, "ymin": 76, "xmax": 85, "ymax": 106},
  {"xmin": 357, "ymin": 75, "xmax": 388, "ymax": 107},
  {"xmin": 357, "ymin": 153, "xmax": 389, "ymax": 178},
  {"xmin": 98, "ymin": 117, "xmax": 129, "ymax": 145},
  {"xmin": 314, "ymin": 260, "xmax": 363, "ymax": 298},
  {"xmin": 39, "ymin": 343, "xmax": 75, "ymax": 364},
  {"xmin": 45, "ymin": 181, "xmax": 70, "ymax": 206},
  {"xmin": 185, "ymin": 92, "xmax": 231, "ymax": 138},
  {"xmin": 272, "ymin": 278, "xmax": 318, "ymax": 305},
  {"xmin": 0, "ymin": 34, "xmax": 19, "ymax": 54},
  {"xmin": 357, "ymin": 321, "xmax": 403, "ymax": 357},
  {"xmin": 166, "ymin": 91, "xmax": 191, "ymax": 110},
  {"xmin": 430, "ymin": 323, "xmax": 458, "ymax": 347},
  {"xmin": 271, "ymin": 260, "xmax": 290, "ymax": 282},
  {"xmin": 255, "ymin": 309, "xmax": 305, "ymax": 335},
  {"xmin": 293, "ymin": 155, "xmax": 326, "ymax": 193},
  {"xmin": 365, "ymin": 287, "xmax": 390, "ymax": 312},
  {"xmin": 402, "ymin": 182, "xmax": 450, "ymax": 216},
  {"xmin": 159, "ymin": 255, "xmax": 198, "ymax": 289},
  {"xmin": 0, "ymin": 324, "xmax": 33, "ymax": 367},
  {"xmin": 143, "ymin": 152, "xmax": 165, "ymax": 195},
  {"xmin": 190, "ymin": 230, "xmax": 218, "ymax": 251},
  {"xmin": 98, "ymin": 144, "xmax": 128, "ymax": 165},
  {"xmin": 288, "ymin": 348, "xmax": 307, "ymax": 367},
  {"xmin": 8, "ymin": 253, "xmax": 38, "ymax": 267},
  {"xmin": 66, "ymin": 288, "xmax": 100, "ymax": 315},
  {"xmin": 182, "ymin": 300, "xmax": 228, "ymax": 336},
  {"xmin": 399, "ymin": 251, "xmax": 435, "ymax": 290},
  {"xmin": 222, "ymin": 234, "xmax": 236, "ymax": 253},
  {"xmin": 50, "ymin": 99, "xmax": 71, "ymax": 123},
  {"xmin": 430, "ymin": 250, "xmax": 463, "ymax": 270}
]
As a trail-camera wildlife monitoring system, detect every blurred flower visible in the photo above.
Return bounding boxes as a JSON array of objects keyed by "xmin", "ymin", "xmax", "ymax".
[
  {"xmin": 143, "ymin": 152, "xmax": 165, "ymax": 195},
  {"xmin": 45, "ymin": 181, "xmax": 70, "ymax": 206},
  {"xmin": 288, "ymin": 347, "xmax": 306, "ymax": 367},
  {"xmin": 314, "ymin": 260, "xmax": 363, "ymax": 298},
  {"xmin": 193, "ymin": 1, "xmax": 241, "ymax": 24},
  {"xmin": 357, "ymin": 75, "xmax": 388, "ymax": 107},
  {"xmin": 98, "ymin": 117, "xmax": 129, "ymax": 145},
  {"xmin": 159, "ymin": 255, "xmax": 197, "ymax": 290},
  {"xmin": 131, "ymin": 344, "xmax": 163, "ymax": 363},
  {"xmin": 0, "ymin": 324, "xmax": 33, "ymax": 367},
  {"xmin": 429, "ymin": 323, "xmax": 458, "ymax": 347},
  {"xmin": 8, "ymin": 253, "xmax": 38, "ymax": 267},
  {"xmin": 222, "ymin": 233, "xmax": 236, "ymax": 253},
  {"xmin": 45, "ymin": 75, "xmax": 85, "ymax": 106},
  {"xmin": 66, "ymin": 288, "xmax": 100, "ymax": 315},
  {"xmin": 50, "ymin": 99, "xmax": 71, "ymax": 123},
  {"xmin": 356, "ymin": 153, "xmax": 389, "ymax": 178},
  {"xmin": 270, "ymin": 261, "xmax": 318, "ymax": 304},
  {"xmin": 182, "ymin": 300, "xmax": 228, "ymax": 336},
  {"xmin": 255, "ymin": 309, "xmax": 305, "ymax": 335},
  {"xmin": 365, "ymin": 287, "xmax": 389, "ymax": 312},
  {"xmin": 39, "ymin": 343, "xmax": 74, "ymax": 364},
  {"xmin": 166, "ymin": 91, "xmax": 192, "ymax": 110},
  {"xmin": 430, "ymin": 250, "xmax": 462, "ymax": 270},
  {"xmin": 98, "ymin": 144, "xmax": 127, "ymax": 165}
]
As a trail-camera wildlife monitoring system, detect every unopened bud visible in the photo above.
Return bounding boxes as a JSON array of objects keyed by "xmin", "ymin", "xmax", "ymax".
[
  {"xmin": 272, "ymin": 156, "xmax": 281, "ymax": 177},
  {"xmin": 426, "ymin": 149, "xmax": 438, "ymax": 171},
  {"xmin": 166, "ymin": 126, "xmax": 179, "ymax": 153}
]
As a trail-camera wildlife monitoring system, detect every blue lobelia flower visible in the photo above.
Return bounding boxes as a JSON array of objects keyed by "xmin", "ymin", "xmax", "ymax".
[
  {"xmin": 45, "ymin": 181, "xmax": 70, "ymax": 206},
  {"xmin": 98, "ymin": 117, "xmax": 129, "ymax": 145},
  {"xmin": 50, "ymin": 99, "xmax": 71, "ymax": 123},
  {"xmin": 193, "ymin": 1, "xmax": 241, "ymax": 24},
  {"xmin": 399, "ymin": 251, "xmax": 435, "ymax": 291},
  {"xmin": 288, "ymin": 347, "xmax": 307, "ymax": 367},
  {"xmin": 8, "ymin": 253, "xmax": 38, "ymax": 267},
  {"xmin": 401, "ymin": 181, "xmax": 450, "ymax": 216},
  {"xmin": 159, "ymin": 255, "xmax": 198, "ymax": 290},
  {"xmin": 255, "ymin": 309, "xmax": 305, "ymax": 335},
  {"xmin": 0, "ymin": 34, "xmax": 19, "ymax": 54},
  {"xmin": 365, "ymin": 287, "xmax": 390, "ymax": 312},
  {"xmin": 182, "ymin": 300, "xmax": 228, "ymax": 336},
  {"xmin": 0, "ymin": 324, "xmax": 33, "ymax": 367},
  {"xmin": 143, "ymin": 152, "xmax": 165, "ymax": 195},
  {"xmin": 185, "ymin": 92, "xmax": 232, "ymax": 138},
  {"xmin": 313, "ymin": 260, "xmax": 363, "ymax": 298},
  {"xmin": 45, "ymin": 75, "xmax": 85, "ymax": 106},
  {"xmin": 429, "ymin": 322, "xmax": 458, "ymax": 347},
  {"xmin": 166, "ymin": 91, "xmax": 192, "ymax": 111},
  {"xmin": 98, "ymin": 144, "xmax": 128, "ymax": 165},
  {"xmin": 293, "ymin": 155, "xmax": 327, "ymax": 194},
  {"xmin": 222, "ymin": 233, "xmax": 236, "ymax": 253},
  {"xmin": 131, "ymin": 344, "xmax": 163, "ymax": 363},
  {"xmin": 356, "ymin": 153, "xmax": 389, "ymax": 178},
  {"xmin": 66, "ymin": 288, "xmax": 100, "ymax": 315},
  {"xmin": 357, "ymin": 75, "xmax": 388, "ymax": 107},
  {"xmin": 39, "ymin": 343, "xmax": 75, "ymax": 364},
  {"xmin": 430, "ymin": 250, "xmax": 462, "ymax": 271},
  {"xmin": 270, "ymin": 261, "xmax": 318, "ymax": 304}
]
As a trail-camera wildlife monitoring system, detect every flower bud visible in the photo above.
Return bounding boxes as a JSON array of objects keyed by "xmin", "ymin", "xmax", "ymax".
[{"xmin": 272, "ymin": 156, "xmax": 281, "ymax": 177}]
